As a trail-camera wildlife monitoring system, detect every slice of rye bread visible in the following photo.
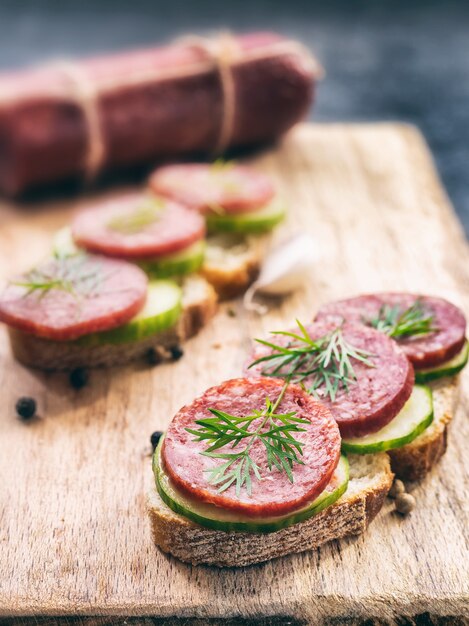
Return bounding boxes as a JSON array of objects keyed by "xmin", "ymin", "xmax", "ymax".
[
  {"xmin": 388, "ymin": 376, "xmax": 460, "ymax": 482},
  {"xmin": 147, "ymin": 453, "xmax": 393, "ymax": 567},
  {"xmin": 201, "ymin": 233, "xmax": 268, "ymax": 300},
  {"xmin": 7, "ymin": 275, "xmax": 218, "ymax": 371}
]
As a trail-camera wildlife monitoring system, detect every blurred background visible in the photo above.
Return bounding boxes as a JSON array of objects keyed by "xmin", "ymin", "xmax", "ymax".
[{"xmin": 1, "ymin": 0, "xmax": 468, "ymax": 233}]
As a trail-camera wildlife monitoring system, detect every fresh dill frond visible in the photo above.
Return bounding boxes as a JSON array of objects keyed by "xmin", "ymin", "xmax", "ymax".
[
  {"xmin": 368, "ymin": 300, "xmax": 437, "ymax": 339},
  {"xmin": 11, "ymin": 254, "xmax": 105, "ymax": 300},
  {"xmin": 186, "ymin": 382, "xmax": 309, "ymax": 495},
  {"xmin": 249, "ymin": 321, "xmax": 375, "ymax": 403},
  {"xmin": 210, "ymin": 158, "xmax": 234, "ymax": 173},
  {"xmin": 107, "ymin": 198, "xmax": 164, "ymax": 235}
]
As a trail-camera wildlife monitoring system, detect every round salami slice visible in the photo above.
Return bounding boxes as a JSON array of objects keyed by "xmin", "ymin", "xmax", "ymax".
[
  {"xmin": 246, "ymin": 321, "xmax": 414, "ymax": 438},
  {"xmin": 162, "ymin": 377, "xmax": 341, "ymax": 517},
  {"xmin": 72, "ymin": 193, "xmax": 205, "ymax": 260},
  {"xmin": 315, "ymin": 293, "xmax": 467, "ymax": 369},
  {"xmin": 149, "ymin": 163, "xmax": 275, "ymax": 215},
  {"xmin": 0, "ymin": 254, "xmax": 148, "ymax": 341}
]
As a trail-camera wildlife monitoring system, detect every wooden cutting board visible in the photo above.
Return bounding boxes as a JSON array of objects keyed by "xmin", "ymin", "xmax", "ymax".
[{"xmin": 0, "ymin": 123, "xmax": 468, "ymax": 626}]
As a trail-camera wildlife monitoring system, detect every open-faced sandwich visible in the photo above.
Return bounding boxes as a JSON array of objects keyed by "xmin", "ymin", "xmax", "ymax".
[
  {"xmin": 247, "ymin": 293, "xmax": 467, "ymax": 480},
  {"xmin": 147, "ymin": 291, "xmax": 466, "ymax": 567},
  {"xmin": 314, "ymin": 293, "xmax": 467, "ymax": 479},
  {"xmin": 2, "ymin": 161, "xmax": 286, "ymax": 370},
  {"xmin": 0, "ymin": 253, "xmax": 216, "ymax": 370},
  {"xmin": 149, "ymin": 161, "xmax": 285, "ymax": 298},
  {"xmin": 148, "ymin": 377, "xmax": 392, "ymax": 567},
  {"xmin": 149, "ymin": 162, "xmax": 285, "ymax": 235}
]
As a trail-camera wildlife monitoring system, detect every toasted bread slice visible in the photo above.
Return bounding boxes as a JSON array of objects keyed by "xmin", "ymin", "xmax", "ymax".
[
  {"xmin": 201, "ymin": 233, "xmax": 268, "ymax": 300},
  {"xmin": 388, "ymin": 377, "xmax": 459, "ymax": 481},
  {"xmin": 147, "ymin": 453, "xmax": 393, "ymax": 567},
  {"xmin": 7, "ymin": 275, "xmax": 218, "ymax": 370}
]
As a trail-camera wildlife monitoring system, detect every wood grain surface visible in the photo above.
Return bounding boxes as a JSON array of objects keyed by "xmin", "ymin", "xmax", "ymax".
[{"xmin": 0, "ymin": 123, "xmax": 468, "ymax": 625}]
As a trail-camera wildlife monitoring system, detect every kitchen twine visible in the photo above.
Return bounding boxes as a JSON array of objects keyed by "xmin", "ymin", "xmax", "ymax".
[
  {"xmin": 175, "ymin": 32, "xmax": 239, "ymax": 155},
  {"xmin": 7, "ymin": 33, "xmax": 322, "ymax": 182},
  {"xmin": 50, "ymin": 60, "xmax": 106, "ymax": 181}
]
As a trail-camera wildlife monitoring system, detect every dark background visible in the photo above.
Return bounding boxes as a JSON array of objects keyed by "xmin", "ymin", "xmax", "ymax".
[{"xmin": 1, "ymin": 0, "xmax": 468, "ymax": 234}]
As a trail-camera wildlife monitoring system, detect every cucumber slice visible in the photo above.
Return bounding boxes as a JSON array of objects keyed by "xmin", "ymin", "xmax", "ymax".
[
  {"xmin": 153, "ymin": 442, "xmax": 349, "ymax": 533},
  {"xmin": 206, "ymin": 198, "xmax": 286, "ymax": 235},
  {"xmin": 415, "ymin": 341, "xmax": 469, "ymax": 383},
  {"xmin": 53, "ymin": 227, "xmax": 205, "ymax": 278},
  {"xmin": 341, "ymin": 385, "xmax": 433, "ymax": 454},
  {"xmin": 137, "ymin": 240, "xmax": 205, "ymax": 278},
  {"xmin": 76, "ymin": 280, "xmax": 182, "ymax": 347}
]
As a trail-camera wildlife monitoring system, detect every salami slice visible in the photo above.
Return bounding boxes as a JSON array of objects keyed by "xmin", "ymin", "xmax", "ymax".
[
  {"xmin": 149, "ymin": 163, "xmax": 275, "ymax": 215},
  {"xmin": 72, "ymin": 193, "xmax": 205, "ymax": 260},
  {"xmin": 315, "ymin": 293, "xmax": 467, "ymax": 368},
  {"xmin": 247, "ymin": 321, "xmax": 414, "ymax": 438},
  {"xmin": 162, "ymin": 377, "xmax": 341, "ymax": 517},
  {"xmin": 0, "ymin": 254, "xmax": 147, "ymax": 340}
]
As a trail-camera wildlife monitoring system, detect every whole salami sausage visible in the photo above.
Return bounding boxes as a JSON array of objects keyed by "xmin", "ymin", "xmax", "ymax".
[{"xmin": 0, "ymin": 32, "xmax": 319, "ymax": 196}]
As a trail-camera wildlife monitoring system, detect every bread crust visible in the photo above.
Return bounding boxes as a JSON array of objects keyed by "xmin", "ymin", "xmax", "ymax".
[
  {"xmin": 388, "ymin": 377, "xmax": 459, "ymax": 481},
  {"xmin": 7, "ymin": 275, "xmax": 217, "ymax": 370},
  {"xmin": 201, "ymin": 257, "xmax": 260, "ymax": 300},
  {"xmin": 200, "ymin": 234, "xmax": 267, "ymax": 300},
  {"xmin": 147, "ymin": 453, "xmax": 393, "ymax": 567}
]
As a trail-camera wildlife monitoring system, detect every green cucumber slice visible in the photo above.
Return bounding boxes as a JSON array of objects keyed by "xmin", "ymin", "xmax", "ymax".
[
  {"xmin": 341, "ymin": 385, "xmax": 433, "ymax": 454},
  {"xmin": 206, "ymin": 198, "xmax": 286, "ymax": 235},
  {"xmin": 153, "ymin": 442, "xmax": 349, "ymax": 533},
  {"xmin": 415, "ymin": 341, "xmax": 468, "ymax": 383},
  {"xmin": 137, "ymin": 240, "xmax": 205, "ymax": 278},
  {"xmin": 75, "ymin": 280, "xmax": 182, "ymax": 347},
  {"xmin": 53, "ymin": 227, "xmax": 205, "ymax": 278}
]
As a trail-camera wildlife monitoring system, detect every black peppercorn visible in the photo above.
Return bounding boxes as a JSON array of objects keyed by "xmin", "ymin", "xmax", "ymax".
[
  {"xmin": 169, "ymin": 345, "xmax": 184, "ymax": 361},
  {"xmin": 15, "ymin": 397, "xmax": 37, "ymax": 420},
  {"xmin": 69, "ymin": 368, "xmax": 89, "ymax": 389},
  {"xmin": 146, "ymin": 347, "xmax": 161, "ymax": 366},
  {"xmin": 150, "ymin": 431, "xmax": 163, "ymax": 450}
]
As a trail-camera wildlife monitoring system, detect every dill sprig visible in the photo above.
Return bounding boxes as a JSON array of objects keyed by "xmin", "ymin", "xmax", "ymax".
[
  {"xmin": 248, "ymin": 320, "xmax": 374, "ymax": 403},
  {"xmin": 368, "ymin": 300, "xmax": 437, "ymax": 339},
  {"xmin": 11, "ymin": 254, "xmax": 104, "ymax": 300},
  {"xmin": 107, "ymin": 197, "xmax": 164, "ymax": 235},
  {"xmin": 186, "ymin": 382, "xmax": 309, "ymax": 496},
  {"xmin": 210, "ymin": 158, "xmax": 234, "ymax": 174}
]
